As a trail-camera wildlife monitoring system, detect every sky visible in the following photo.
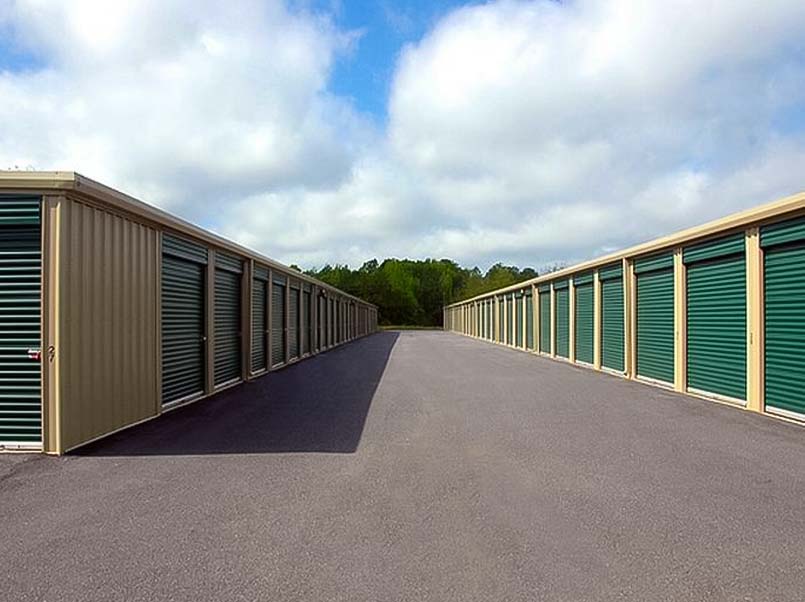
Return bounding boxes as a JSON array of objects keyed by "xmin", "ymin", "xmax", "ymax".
[{"xmin": 1, "ymin": 1, "xmax": 805, "ymax": 272}]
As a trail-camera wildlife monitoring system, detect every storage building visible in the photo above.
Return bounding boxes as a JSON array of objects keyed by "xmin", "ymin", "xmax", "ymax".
[
  {"xmin": 444, "ymin": 190, "xmax": 805, "ymax": 425},
  {"xmin": 0, "ymin": 172, "xmax": 377, "ymax": 454}
]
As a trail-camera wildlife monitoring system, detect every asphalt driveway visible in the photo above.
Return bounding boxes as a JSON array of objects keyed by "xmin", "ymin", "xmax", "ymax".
[{"xmin": 2, "ymin": 331, "xmax": 805, "ymax": 601}]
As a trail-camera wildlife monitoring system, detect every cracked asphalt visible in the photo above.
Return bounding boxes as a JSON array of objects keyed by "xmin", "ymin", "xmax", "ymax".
[{"xmin": 2, "ymin": 330, "xmax": 805, "ymax": 601}]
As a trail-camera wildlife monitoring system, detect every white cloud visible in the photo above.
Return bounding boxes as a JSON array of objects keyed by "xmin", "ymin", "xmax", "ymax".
[{"xmin": 2, "ymin": 1, "xmax": 805, "ymax": 270}]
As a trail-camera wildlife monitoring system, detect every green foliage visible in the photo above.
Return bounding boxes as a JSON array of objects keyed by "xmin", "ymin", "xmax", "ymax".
[{"xmin": 306, "ymin": 258, "xmax": 538, "ymax": 327}]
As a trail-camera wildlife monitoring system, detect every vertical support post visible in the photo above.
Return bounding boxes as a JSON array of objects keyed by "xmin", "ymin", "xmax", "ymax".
[
  {"xmin": 284, "ymin": 279, "xmax": 290, "ymax": 361},
  {"xmin": 593, "ymin": 270, "xmax": 602, "ymax": 370},
  {"xmin": 624, "ymin": 258, "xmax": 636, "ymax": 378},
  {"xmin": 205, "ymin": 249, "xmax": 216, "ymax": 393},
  {"xmin": 674, "ymin": 248, "xmax": 687, "ymax": 392},
  {"xmin": 267, "ymin": 271, "xmax": 273, "ymax": 369},
  {"xmin": 550, "ymin": 283, "xmax": 556, "ymax": 357},
  {"xmin": 492, "ymin": 295, "xmax": 500, "ymax": 343},
  {"xmin": 242, "ymin": 260, "xmax": 253, "ymax": 380},
  {"xmin": 746, "ymin": 228, "xmax": 764, "ymax": 413},
  {"xmin": 42, "ymin": 194, "xmax": 63, "ymax": 454},
  {"xmin": 532, "ymin": 285, "xmax": 539, "ymax": 353},
  {"xmin": 569, "ymin": 278, "xmax": 576, "ymax": 363}
]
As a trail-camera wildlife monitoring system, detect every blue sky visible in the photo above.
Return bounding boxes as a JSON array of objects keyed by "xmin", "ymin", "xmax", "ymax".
[
  {"xmin": 319, "ymin": 1, "xmax": 471, "ymax": 119},
  {"xmin": 1, "ymin": 1, "xmax": 805, "ymax": 271}
]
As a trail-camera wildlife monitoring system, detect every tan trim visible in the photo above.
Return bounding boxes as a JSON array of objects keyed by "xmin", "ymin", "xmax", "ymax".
[
  {"xmin": 242, "ymin": 260, "xmax": 253, "ymax": 381},
  {"xmin": 568, "ymin": 278, "xmax": 576, "ymax": 363},
  {"xmin": 42, "ymin": 195, "xmax": 63, "ymax": 454},
  {"xmin": 155, "ymin": 231, "xmax": 163, "ymax": 413},
  {"xmin": 746, "ymin": 228, "xmax": 764, "ymax": 413},
  {"xmin": 550, "ymin": 284, "xmax": 556, "ymax": 357},
  {"xmin": 446, "ymin": 188, "xmax": 805, "ymax": 307},
  {"xmin": 205, "ymin": 249, "xmax": 215, "ymax": 394},
  {"xmin": 625, "ymin": 258, "xmax": 636, "ymax": 379},
  {"xmin": 673, "ymin": 248, "xmax": 687, "ymax": 393},
  {"xmin": 532, "ymin": 285, "xmax": 539, "ymax": 351},
  {"xmin": 593, "ymin": 270, "xmax": 602, "ymax": 370}
]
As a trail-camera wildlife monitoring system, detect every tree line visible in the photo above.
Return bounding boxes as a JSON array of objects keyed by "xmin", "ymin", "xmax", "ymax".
[{"xmin": 301, "ymin": 259, "xmax": 543, "ymax": 327}]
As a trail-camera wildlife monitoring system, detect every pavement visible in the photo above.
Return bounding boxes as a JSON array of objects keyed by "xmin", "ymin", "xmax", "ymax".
[{"xmin": 2, "ymin": 330, "xmax": 805, "ymax": 601}]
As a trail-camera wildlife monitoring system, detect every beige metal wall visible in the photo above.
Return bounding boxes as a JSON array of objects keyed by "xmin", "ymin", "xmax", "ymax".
[{"xmin": 53, "ymin": 196, "xmax": 160, "ymax": 453}]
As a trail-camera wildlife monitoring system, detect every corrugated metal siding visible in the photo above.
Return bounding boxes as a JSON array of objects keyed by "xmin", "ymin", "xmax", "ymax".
[
  {"xmin": 539, "ymin": 292, "xmax": 550, "ymax": 352},
  {"xmin": 686, "ymin": 252, "xmax": 746, "ymax": 400},
  {"xmin": 601, "ymin": 277, "xmax": 624, "ymax": 372},
  {"xmin": 761, "ymin": 216, "xmax": 805, "ymax": 249},
  {"xmin": 764, "ymin": 243, "xmax": 805, "ymax": 415},
  {"xmin": 162, "ymin": 254, "xmax": 205, "ymax": 404},
  {"xmin": 635, "ymin": 252, "xmax": 674, "ymax": 274},
  {"xmin": 251, "ymin": 278, "xmax": 267, "ymax": 373},
  {"xmin": 684, "ymin": 233, "xmax": 745, "ymax": 264},
  {"xmin": 59, "ymin": 199, "xmax": 159, "ymax": 452},
  {"xmin": 555, "ymin": 286, "xmax": 569, "ymax": 358},
  {"xmin": 575, "ymin": 282, "xmax": 594, "ymax": 364},
  {"xmin": 0, "ymin": 197, "xmax": 41, "ymax": 444},
  {"xmin": 525, "ymin": 293, "xmax": 534, "ymax": 349},
  {"xmin": 636, "ymin": 267, "xmax": 674, "ymax": 383},
  {"xmin": 289, "ymin": 286, "xmax": 300, "ymax": 359},
  {"xmin": 163, "ymin": 232, "xmax": 207, "ymax": 265},
  {"xmin": 271, "ymin": 282, "xmax": 286, "ymax": 366},
  {"xmin": 599, "ymin": 263, "xmax": 622, "ymax": 281}
]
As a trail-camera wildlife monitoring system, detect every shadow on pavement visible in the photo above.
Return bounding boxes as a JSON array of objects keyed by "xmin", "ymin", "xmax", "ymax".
[{"xmin": 76, "ymin": 332, "xmax": 399, "ymax": 456}]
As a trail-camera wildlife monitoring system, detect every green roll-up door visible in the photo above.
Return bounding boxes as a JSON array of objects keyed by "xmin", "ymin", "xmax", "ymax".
[
  {"xmin": 555, "ymin": 282, "xmax": 569, "ymax": 358},
  {"xmin": 162, "ymin": 234, "xmax": 206, "ymax": 405},
  {"xmin": 0, "ymin": 196, "xmax": 41, "ymax": 445},
  {"xmin": 289, "ymin": 286, "xmax": 300, "ymax": 359},
  {"xmin": 526, "ymin": 292, "xmax": 534, "ymax": 349},
  {"xmin": 762, "ymin": 218, "xmax": 805, "ymax": 416},
  {"xmin": 600, "ymin": 264, "xmax": 624, "ymax": 372},
  {"xmin": 251, "ymin": 267, "xmax": 268, "ymax": 373},
  {"xmin": 636, "ymin": 253, "xmax": 674, "ymax": 383},
  {"xmin": 515, "ymin": 295, "xmax": 523, "ymax": 347},
  {"xmin": 574, "ymin": 277, "xmax": 594, "ymax": 364},
  {"xmin": 539, "ymin": 286, "xmax": 550, "ymax": 353},
  {"xmin": 317, "ymin": 295, "xmax": 325, "ymax": 349},
  {"xmin": 685, "ymin": 235, "xmax": 746, "ymax": 400},
  {"xmin": 498, "ymin": 298, "xmax": 504, "ymax": 341},
  {"xmin": 303, "ymin": 290, "xmax": 312, "ymax": 354},
  {"xmin": 271, "ymin": 280, "xmax": 286, "ymax": 366},
  {"xmin": 214, "ymin": 254, "xmax": 242, "ymax": 386}
]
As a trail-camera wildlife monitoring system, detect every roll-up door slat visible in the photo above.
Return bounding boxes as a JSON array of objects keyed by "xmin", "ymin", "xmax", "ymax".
[
  {"xmin": 303, "ymin": 291, "xmax": 312, "ymax": 354},
  {"xmin": 214, "ymin": 269, "xmax": 241, "ymax": 386},
  {"xmin": 162, "ymin": 255, "xmax": 205, "ymax": 404},
  {"xmin": 539, "ymin": 292, "xmax": 550, "ymax": 353},
  {"xmin": 765, "ymin": 243, "xmax": 805, "ymax": 415},
  {"xmin": 526, "ymin": 294, "xmax": 534, "ymax": 349},
  {"xmin": 575, "ymin": 282, "xmax": 593, "ymax": 364},
  {"xmin": 687, "ymin": 253, "xmax": 746, "ymax": 400},
  {"xmin": 601, "ymin": 277, "xmax": 624, "ymax": 372},
  {"xmin": 555, "ymin": 287, "xmax": 569, "ymax": 358},
  {"xmin": 636, "ymin": 268, "xmax": 674, "ymax": 383},
  {"xmin": 272, "ymin": 283, "xmax": 286, "ymax": 366},
  {"xmin": 251, "ymin": 279, "xmax": 267, "ymax": 372},
  {"xmin": 289, "ymin": 288, "xmax": 300, "ymax": 359},
  {"xmin": 0, "ymin": 197, "xmax": 41, "ymax": 444}
]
